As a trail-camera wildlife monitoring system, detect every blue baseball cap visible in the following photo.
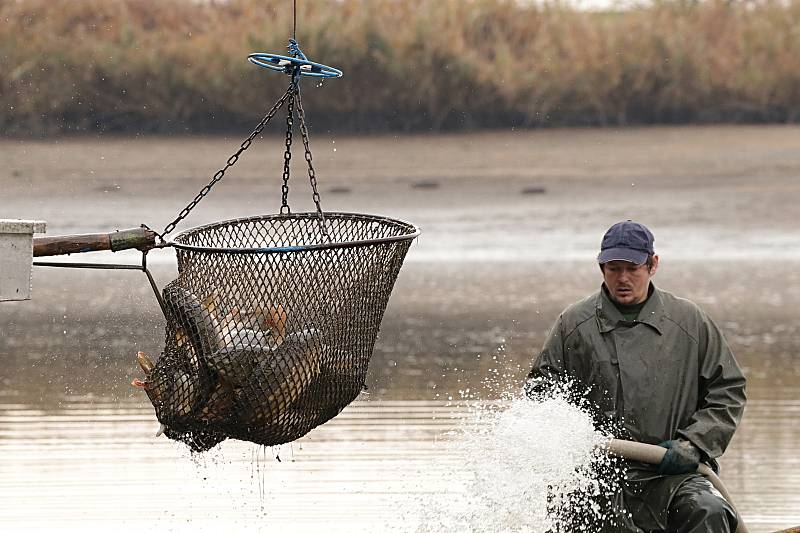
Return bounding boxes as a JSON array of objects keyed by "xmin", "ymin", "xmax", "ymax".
[{"xmin": 598, "ymin": 220, "xmax": 655, "ymax": 264}]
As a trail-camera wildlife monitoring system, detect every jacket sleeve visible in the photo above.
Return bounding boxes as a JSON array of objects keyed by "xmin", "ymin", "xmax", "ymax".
[
  {"xmin": 525, "ymin": 315, "xmax": 567, "ymax": 398},
  {"xmin": 677, "ymin": 311, "xmax": 747, "ymax": 459}
]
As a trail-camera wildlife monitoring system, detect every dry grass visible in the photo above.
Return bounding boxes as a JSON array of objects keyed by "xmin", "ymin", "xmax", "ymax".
[{"xmin": 2, "ymin": 0, "xmax": 799, "ymax": 134}]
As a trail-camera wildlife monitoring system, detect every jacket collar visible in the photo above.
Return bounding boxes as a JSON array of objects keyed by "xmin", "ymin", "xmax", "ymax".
[{"xmin": 596, "ymin": 283, "xmax": 665, "ymax": 335}]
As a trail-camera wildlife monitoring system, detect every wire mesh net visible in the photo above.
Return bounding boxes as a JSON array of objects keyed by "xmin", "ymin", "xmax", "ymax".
[{"xmin": 138, "ymin": 212, "xmax": 417, "ymax": 451}]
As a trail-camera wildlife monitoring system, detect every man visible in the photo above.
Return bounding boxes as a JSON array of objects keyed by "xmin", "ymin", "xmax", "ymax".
[{"xmin": 526, "ymin": 220, "xmax": 747, "ymax": 532}]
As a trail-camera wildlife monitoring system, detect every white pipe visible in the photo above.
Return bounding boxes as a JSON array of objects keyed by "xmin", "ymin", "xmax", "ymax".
[{"xmin": 605, "ymin": 439, "xmax": 748, "ymax": 533}]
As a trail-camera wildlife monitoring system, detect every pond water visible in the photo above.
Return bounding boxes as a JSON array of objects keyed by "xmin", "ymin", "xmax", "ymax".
[
  {"xmin": 2, "ymin": 260, "xmax": 799, "ymax": 532},
  {"xmin": 2, "ymin": 127, "xmax": 799, "ymax": 531},
  {"xmin": 1, "ymin": 397, "xmax": 798, "ymax": 532}
]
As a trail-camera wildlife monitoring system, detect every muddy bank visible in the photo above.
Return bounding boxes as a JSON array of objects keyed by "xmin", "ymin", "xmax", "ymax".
[{"xmin": 2, "ymin": 126, "xmax": 800, "ymax": 261}]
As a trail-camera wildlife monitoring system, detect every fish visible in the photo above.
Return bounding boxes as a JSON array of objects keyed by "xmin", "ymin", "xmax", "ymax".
[
  {"xmin": 268, "ymin": 305, "xmax": 288, "ymax": 340},
  {"xmin": 218, "ymin": 304, "xmax": 288, "ymax": 349},
  {"xmin": 198, "ymin": 345, "xmax": 271, "ymax": 424},
  {"xmin": 132, "ymin": 351, "xmax": 164, "ymax": 436},
  {"xmin": 137, "ymin": 350, "xmax": 156, "ymax": 374},
  {"xmin": 200, "ymin": 291, "xmax": 220, "ymax": 318},
  {"xmin": 131, "ymin": 350, "xmax": 155, "ymax": 390},
  {"xmin": 140, "ymin": 284, "xmax": 303, "ymax": 442},
  {"xmin": 193, "ymin": 287, "xmax": 289, "ymax": 351},
  {"xmin": 205, "ymin": 345, "xmax": 268, "ymax": 387},
  {"xmin": 162, "ymin": 283, "xmax": 223, "ymax": 369},
  {"xmin": 199, "ymin": 376, "xmax": 236, "ymax": 423},
  {"xmin": 226, "ymin": 328, "xmax": 274, "ymax": 349},
  {"xmin": 236, "ymin": 328, "xmax": 323, "ymax": 428},
  {"xmin": 132, "ymin": 350, "xmax": 199, "ymax": 433}
]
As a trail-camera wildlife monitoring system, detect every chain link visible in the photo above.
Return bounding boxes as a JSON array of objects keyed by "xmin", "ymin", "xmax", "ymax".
[
  {"xmin": 281, "ymin": 91, "xmax": 296, "ymax": 214},
  {"xmin": 295, "ymin": 90, "xmax": 327, "ymax": 234},
  {"xmin": 161, "ymin": 84, "xmax": 295, "ymax": 237}
]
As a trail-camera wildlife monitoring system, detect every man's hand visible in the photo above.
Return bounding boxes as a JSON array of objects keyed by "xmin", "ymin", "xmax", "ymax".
[{"xmin": 657, "ymin": 439, "xmax": 702, "ymax": 475}]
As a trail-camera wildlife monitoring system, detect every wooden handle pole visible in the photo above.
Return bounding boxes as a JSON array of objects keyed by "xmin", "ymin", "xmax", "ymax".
[{"xmin": 33, "ymin": 228, "xmax": 156, "ymax": 257}]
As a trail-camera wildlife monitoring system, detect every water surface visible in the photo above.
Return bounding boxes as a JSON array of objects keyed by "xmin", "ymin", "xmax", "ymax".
[{"xmin": 2, "ymin": 128, "xmax": 799, "ymax": 531}]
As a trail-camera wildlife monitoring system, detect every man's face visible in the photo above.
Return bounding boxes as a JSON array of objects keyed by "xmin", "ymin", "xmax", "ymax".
[{"xmin": 601, "ymin": 257, "xmax": 658, "ymax": 305}]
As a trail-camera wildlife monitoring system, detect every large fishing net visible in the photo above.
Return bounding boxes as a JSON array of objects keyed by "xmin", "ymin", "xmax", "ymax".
[
  {"xmin": 131, "ymin": 38, "xmax": 418, "ymax": 451},
  {"xmin": 138, "ymin": 213, "xmax": 416, "ymax": 451}
]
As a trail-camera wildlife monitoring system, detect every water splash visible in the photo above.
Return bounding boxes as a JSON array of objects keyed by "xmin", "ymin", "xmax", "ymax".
[{"xmin": 414, "ymin": 386, "xmax": 621, "ymax": 532}]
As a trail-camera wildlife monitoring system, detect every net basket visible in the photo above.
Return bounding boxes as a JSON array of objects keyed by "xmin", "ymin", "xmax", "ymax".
[{"xmin": 142, "ymin": 212, "xmax": 418, "ymax": 451}]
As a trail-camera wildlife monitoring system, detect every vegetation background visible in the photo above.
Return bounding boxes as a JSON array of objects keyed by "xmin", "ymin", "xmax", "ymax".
[{"xmin": 2, "ymin": 0, "xmax": 800, "ymax": 135}]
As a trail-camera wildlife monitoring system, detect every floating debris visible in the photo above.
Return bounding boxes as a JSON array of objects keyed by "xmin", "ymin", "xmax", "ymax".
[
  {"xmin": 520, "ymin": 185, "xmax": 547, "ymax": 195},
  {"xmin": 411, "ymin": 180, "xmax": 440, "ymax": 189}
]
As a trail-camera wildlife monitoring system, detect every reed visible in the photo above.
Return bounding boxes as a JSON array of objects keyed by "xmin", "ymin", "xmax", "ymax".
[{"xmin": 2, "ymin": 0, "xmax": 799, "ymax": 134}]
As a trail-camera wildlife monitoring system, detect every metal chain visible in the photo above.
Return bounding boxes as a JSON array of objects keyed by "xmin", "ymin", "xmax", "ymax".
[
  {"xmin": 161, "ymin": 84, "xmax": 295, "ymax": 237},
  {"xmin": 295, "ymin": 89, "xmax": 326, "ymax": 233},
  {"xmin": 280, "ymin": 91, "xmax": 296, "ymax": 214}
]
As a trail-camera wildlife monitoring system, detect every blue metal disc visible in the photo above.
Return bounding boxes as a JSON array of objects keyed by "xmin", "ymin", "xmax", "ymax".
[{"xmin": 248, "ymin": 53, "xmax": 343, "ymax": 79}]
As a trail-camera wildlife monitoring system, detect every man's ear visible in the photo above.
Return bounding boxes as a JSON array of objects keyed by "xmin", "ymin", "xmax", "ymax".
[{"xmin": 650, "ymin": 254, "xmax": 660, "ymax": 275}]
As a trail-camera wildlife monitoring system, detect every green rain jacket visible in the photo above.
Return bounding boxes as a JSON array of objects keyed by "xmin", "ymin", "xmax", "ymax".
[{"xmin": 527, "ymin": 284, "xmax": 747, "ymax": 530}]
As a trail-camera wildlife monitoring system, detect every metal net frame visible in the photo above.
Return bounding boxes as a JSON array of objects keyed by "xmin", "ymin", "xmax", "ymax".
[
  {"xmin": 142, "ymin": 213, "xmax": 417, "ymax": 451},
  {"xmin": 130, "ymin": 38, "xmax": 419, "ymax": 452}
]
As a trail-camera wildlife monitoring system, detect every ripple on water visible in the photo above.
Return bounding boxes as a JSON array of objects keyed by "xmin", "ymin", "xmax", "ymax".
[{"xmin": 1, "ymin": 398, "xmax": 798, "ymax": 532}]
